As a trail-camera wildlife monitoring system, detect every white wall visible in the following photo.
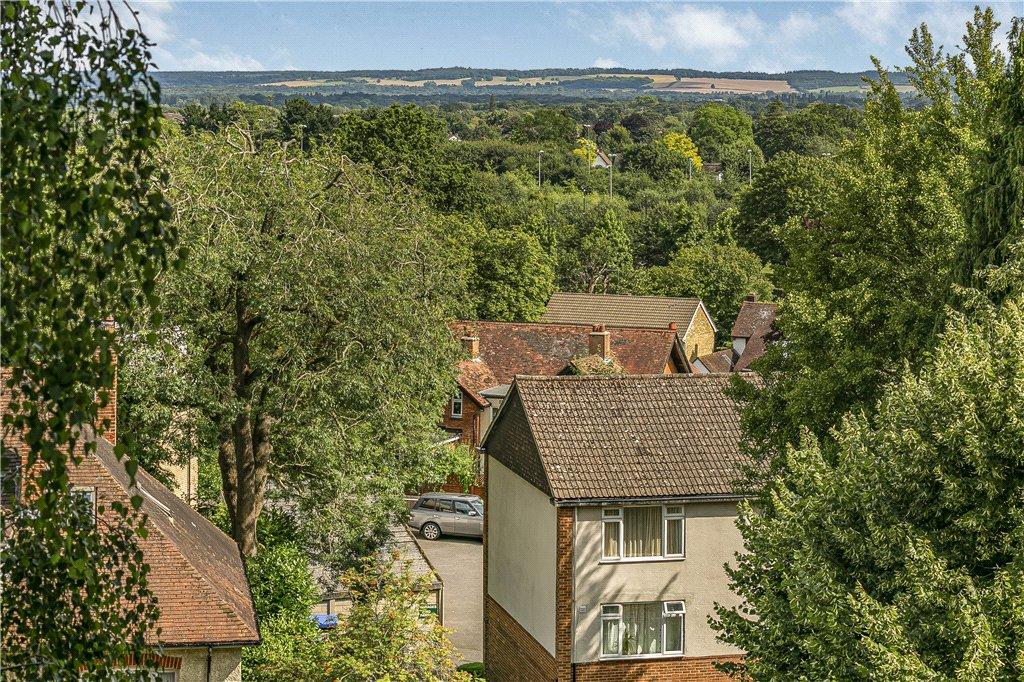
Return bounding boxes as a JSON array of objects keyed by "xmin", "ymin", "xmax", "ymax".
[
  {"xmin": 571, "ymin": 501, "xmax": 744, "ymax": 662},
  {"xmin": 487, "ymin": 456, "xmax": 558, "ymax": 654},
  {"xmin": 167, "ymin": 647, "xmax": 242, "ymax": 682}
]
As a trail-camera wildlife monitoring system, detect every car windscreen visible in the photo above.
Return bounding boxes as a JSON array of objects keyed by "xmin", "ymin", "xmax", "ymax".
[{"xmin": 471, "ymin": 501, "xmax": 483, "ymax": 515}]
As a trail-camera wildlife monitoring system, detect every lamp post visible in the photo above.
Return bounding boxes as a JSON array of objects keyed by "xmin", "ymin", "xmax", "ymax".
[
  {"xmin": 688, "ymin": 157, "xmax": 693, "ymax": 181},
  {"xmin": 608, "ymin": 153, "xmax": 617, "ymax": 196},
  {"xmin": 538, "ymin": 150, "xmax": 545, "ymax": 188},
  {"xmin": 747, "ymin": 148, "xmax": 753, "ymax": 184}
]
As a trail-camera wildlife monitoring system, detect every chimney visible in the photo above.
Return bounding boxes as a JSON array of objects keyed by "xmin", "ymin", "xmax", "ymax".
[
  {"xmin": 668, "ymin": 322, "xmax": 678, "ymax": 331},
  {"xmin": 461, "ymin": 335, "xmax": 480, "ymax": 360},
  {"xmin": 589, "ymin": 324, "xmax": 611, "ymax": 359},
  {"xmin": 745, "ymin": 293, "xmax": 757, "ymax": 302}
]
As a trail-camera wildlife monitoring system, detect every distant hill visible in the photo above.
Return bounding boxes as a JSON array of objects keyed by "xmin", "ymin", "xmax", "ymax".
[{"xmin": 154, "ymin": 67, "xmax": 912, "ymax": 106}]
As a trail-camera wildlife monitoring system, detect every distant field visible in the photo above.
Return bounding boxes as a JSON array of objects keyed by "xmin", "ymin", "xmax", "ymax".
[
  {"xmin": 276, "ymin": 73, "xmax": 798, "ymax": 94},
  {"xmin": 808, "ymin": 84, "xmax": 916, "ymax": 94},
  {"xmin": 654, "ymin": 77, "xmax": 795, "ymax": 94}
]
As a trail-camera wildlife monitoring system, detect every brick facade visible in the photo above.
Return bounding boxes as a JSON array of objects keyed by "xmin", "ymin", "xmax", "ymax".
[
  {"xmin": 440, "ymin": 387, "xmax": 480, "ymax": 446},
  {"xmin": 485, "ymin": 596, "xmax": 557, "ymax": 682},
  {"xmin": 555, "ymin": 506, "xmax": 575, "ymax": 682},
  {"xmin": 574, "ymin": 654, "xmax": 743, "ymax": 682},
  {"xmin": 682, "ymin": 306, "xmax": 717, "ymax": 362}
]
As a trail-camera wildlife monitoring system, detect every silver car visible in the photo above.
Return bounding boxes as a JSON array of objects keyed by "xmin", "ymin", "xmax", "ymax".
[{"xmin": 408, "ymin": 493, "xmax": 484, "ymax": 540}]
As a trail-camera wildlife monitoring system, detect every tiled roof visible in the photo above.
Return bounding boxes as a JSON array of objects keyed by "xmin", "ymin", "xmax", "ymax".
[
  {"xmin": 695, "ymin": 349, "xmax": 734, "ymax": 374},
  {"xmin": 495, "ymin": 374, "xmax": 753, "ymax": 501},
  {"xmin": 731, "ymin": 301, "xmax": 779, "ymax": 372},
  {"xmin": 452, "ymin": 321, "xmax": 679, "ymax": 401},
  {"xmin": 731, "ymin": 300, "xmax": 778, "ymax": 340},
  {"xmin": 541, "ymin": 293, "xmax": 702, "ymax": 331},
  {"xmin": 87, "ymin": 433, "xmax": 260, "ymax": 646}
]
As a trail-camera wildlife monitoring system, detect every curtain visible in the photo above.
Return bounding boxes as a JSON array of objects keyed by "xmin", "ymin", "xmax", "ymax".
[
  {"xmin": 622, "ymin": 603, "xmax": 662, "ymax": 655},
  {"xmin": 602, "ymin": 617, "xmax": 620, "ymax": 655},
  {"xmin": 624, "ymin": 506, "xmax": 661, "ymax": 557},
  {"xmin": 603, "ymin": 521, "xmax": 620, "ymax": 558}
]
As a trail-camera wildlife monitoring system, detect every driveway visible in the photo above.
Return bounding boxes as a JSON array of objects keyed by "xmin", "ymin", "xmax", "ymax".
[{"xmin": 414, "ymin": 532, "xmax": 483, "ymax": 665}]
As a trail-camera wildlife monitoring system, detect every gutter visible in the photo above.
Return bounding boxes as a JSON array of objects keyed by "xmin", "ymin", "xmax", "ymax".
[{"xmin": 552, "ymin": 493, "xmax": 748, "ymax": 507}]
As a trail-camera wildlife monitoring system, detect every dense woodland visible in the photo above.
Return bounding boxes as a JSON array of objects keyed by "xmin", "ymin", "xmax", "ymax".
[{"xmin": 4, "ymin": 0, "xmax": 1022, "ymax": 679}]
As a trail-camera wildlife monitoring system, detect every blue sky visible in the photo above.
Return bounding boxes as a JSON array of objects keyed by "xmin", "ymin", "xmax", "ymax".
[{"xmin": 134, "ymin": 1, "xmax": 1021, "ymax": 73}]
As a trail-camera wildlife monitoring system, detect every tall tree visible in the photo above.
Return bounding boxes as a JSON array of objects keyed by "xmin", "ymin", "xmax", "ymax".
[
  {"xmin": 138, "ymin": 128, "xmax": 468, "ymax": 557},
  {"xmin": 471, "ymin": 228, "xmax": 555, "ymax": 322},
  {"xmin": 1, "ymin": 0, "xmax": 173, "ymax": 676}
]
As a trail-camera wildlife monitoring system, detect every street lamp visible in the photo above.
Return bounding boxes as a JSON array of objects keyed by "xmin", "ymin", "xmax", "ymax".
[
  {"xmin": 688, "ymin": 157, "xmax": 693, "ymax": 181},
  {"xmin": 538, "ymin": 150, "xmax": 545, "ymax": 188},
  {"xmin": 608, "ymin": 153, "xmax": 618, "ymax": 196},
  {"xmin": 747, "ymin": 148, "xmax": 753, "ymax": 184}
]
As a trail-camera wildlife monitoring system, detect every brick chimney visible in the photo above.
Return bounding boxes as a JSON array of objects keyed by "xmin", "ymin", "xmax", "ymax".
[
  {"xmin": 745, "ymin": 293, "xmax": 757, "ymax": 302},
  {"xmin": 461, "ymin": 335, "xmax": 480, "ymax": 360},
  {"xmin": 589, "ymin": 324, "xmax": 611, "ymax": 359},
  {"xmin": 668, "ymin": 322, "xmax": 678, "ymax": 331}
]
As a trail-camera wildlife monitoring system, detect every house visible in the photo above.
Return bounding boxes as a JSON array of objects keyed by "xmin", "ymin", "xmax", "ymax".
[
  {"xmin": 692, "ymin": 349, "xmax": 734, "ymax": 374},
  {"xmin": 1, "ymin": 369, "xmax": 260, "ymax": 681},
  {"xmin": 540, "ymin": 292, "xmax": 718, "ymax": 363},
  {"xmin": 482, "ymin": 374, "xmax": 751, "ymax": 682},
  {"xmin": 730, "ymin": 294, "xmax": 779, "ymax": 372},
  {"xmin": 443, "ymin": 320, "xmax": 691, "ymax": 447},
  {"xmin": 592, "ymin": 149, "xmax": 612, "ymax": 169},
  {"xmin": 311, "ymin": 524, "xmax": 443, "ymax": 626}
]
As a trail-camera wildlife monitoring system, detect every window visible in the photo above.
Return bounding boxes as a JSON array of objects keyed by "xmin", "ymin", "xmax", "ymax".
[
  {"xmin": 70, "ymin": 485, "xmax": 96, "ymax": 526},
  {"xmin": 601, "ymin": 505, "xmax": 685, "ymax": 560},
  {"xmin": 451, "ymin": 393, "xmax": 463, "ymax": 419},
  {"xmin": 419, "ymin": 498, "xmax": 437, "ymax": 511},
  {"xmin": 1, "ymin": 448, "xmax": 21, "ymax": 508},
  {"xmin": 436, "ymin": 499, "xmax": 454, "ymax": 513},
  {"xmin": 454, "ymin": 501, "xmax": 476, "ymax": 516},
  {"xmin": 601, "ymin": 601, "xmax": 685, "ymax": 658}
]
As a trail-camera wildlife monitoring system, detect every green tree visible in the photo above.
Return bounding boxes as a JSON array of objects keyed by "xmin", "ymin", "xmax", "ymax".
[
  {"xmin": 131, "ymin": 129, "xmax": 468, "ymax": 557},
  {"xmin": 647, "ymin": 243, "xmax": 772, "ymax": 339},
  {"xmin": 732, "ymin": 151, "xmax": 840, "ymax": 264},
  {"xmin": 1, "ymin": 0, "xmax": 174, "ymax": 676},
  {"xmin": 278, "ymin": 97, "xmax": 338, "ymax": 149},
  {"xmin": 715, "ymin": 297, "xmax": 1024, "ymax": 680},
  {"xmin": 754, "ymin": 101, "xmax": 862, "ymax": 159},
  {"xmin": 471, "ymin": 228, "xmax": 555, "ymax": 321},
  {"xmin": 572, "ymin": 210, "xmax": 635, "ymax": 294},
  {"xmin": 572, "ymin": 136, "xmax": 598, "ymax": 164},
  {"xmin": 688, "ymin": 103, "xmax": 754, "ymax": 161},
  {"xmin": 733, "ymin": 18, "xmax": 1003, "ymax": 463}
]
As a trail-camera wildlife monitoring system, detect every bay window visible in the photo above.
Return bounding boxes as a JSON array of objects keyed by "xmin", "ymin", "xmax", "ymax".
[
  {"xmin": 601, "ymin": 504, "xmax": 685, "ymax": 560},
  {"xmin": 601, "ymin": 601, "xmax": 685, "ymax": 657}
]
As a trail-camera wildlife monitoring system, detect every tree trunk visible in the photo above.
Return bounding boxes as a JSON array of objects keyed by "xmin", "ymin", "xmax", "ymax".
[{"xmin": 222, "ymin": 282, "xmax": 270, "ymax": 557}]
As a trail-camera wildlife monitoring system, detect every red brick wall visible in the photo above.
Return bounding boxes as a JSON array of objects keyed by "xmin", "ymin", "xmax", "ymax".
[
  {"xmin": 439, "ymin": 388, "xmax": 480, "ymax": 446},
  {"xmin": 574, "ymin": 654, "xmax": 743, "ymax": 682},
  {"xmin": 485, "ymin": 595, "xmax": 557, "ymax": 682},
  {"xmin": 555, "ymin": 507, "xmax": 574, "ymax": 682}
]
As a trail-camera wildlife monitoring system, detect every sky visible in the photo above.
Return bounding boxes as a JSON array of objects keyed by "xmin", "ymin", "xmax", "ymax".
[{"xmin": 133, "ymin": 1, "xmax": 1021, "ymax": 74}]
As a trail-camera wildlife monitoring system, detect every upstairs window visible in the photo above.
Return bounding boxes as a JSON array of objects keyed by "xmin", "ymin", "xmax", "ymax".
[
  {"xmin": 451, "ymin": 393, "xmax": 463, "ymax": 419},
  {"xmin": 1, "ymin": 448, "xmax": 21, "ymax": 508},
  {"xmin": 602, "ymin": 505, "xmax": 685, "ymax": 560},
  {"xmin": 70, "ymin": 485, "xmax": 96, "ymax": 526}
]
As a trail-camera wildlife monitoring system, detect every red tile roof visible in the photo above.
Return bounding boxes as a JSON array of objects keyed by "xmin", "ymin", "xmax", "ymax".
[
  {"xmin": 78, "ymin": 432, "xmax": 260, "ymax": 647},
  {"xmin": 695, "ymin": 349, "xmax": 734, "ymax": 374},
  {"xmin": 452, "ymin": 320, "xmax": 681, "ymax": 401}
]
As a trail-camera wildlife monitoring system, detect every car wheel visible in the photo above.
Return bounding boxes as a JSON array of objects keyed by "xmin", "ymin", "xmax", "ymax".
[{"xmin": 421, "ymin": 522, "xmax": 441, "ymax": 541}]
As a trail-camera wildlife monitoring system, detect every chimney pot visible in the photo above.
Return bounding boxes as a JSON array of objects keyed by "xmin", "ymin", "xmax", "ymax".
[
  {"xmin": 589, "ymin": 325, "xmax": 611, "ymax": 359},
  {"xmin": 745, "ymin": 293, "xmax": 757, "ymax": 302},
  {"xmin": 668, "ymin": 322, "xmax": 678, "ymax": 331},
  {"xmin": 461, "ymin": 335, "xmax": 480, "ymax": 359}
]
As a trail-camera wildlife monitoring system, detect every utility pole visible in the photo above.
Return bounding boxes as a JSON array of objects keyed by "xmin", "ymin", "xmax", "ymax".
[
  {"xmin": 538, "ymin": 150, "xmax": 545, "ymax": 188},
  {"xmin": 747, "ymin": 148, "xmax": 753, "ymax": 184},
  {"xmin": 608, "ymin": 153, "xmax": 617, "ymax": 196}
]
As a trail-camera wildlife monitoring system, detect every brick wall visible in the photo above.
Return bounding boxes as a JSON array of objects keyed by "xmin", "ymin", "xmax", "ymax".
[
  {"xmin": 439, "ymin": 387, "xmax": 480, "ymax": 446},
  {"xmin": 485, "ymin": 596, "xmax": 557, "ymax": 682},
  {"xmin": 555, "ymin": 506, "xmax": 574, "ymax": 682},
  {"xmin": 574, "ymin": 654, "xmax": 743, "ymax": 682}
]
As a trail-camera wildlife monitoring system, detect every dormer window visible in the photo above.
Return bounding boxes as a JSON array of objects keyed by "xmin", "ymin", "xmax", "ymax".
[{"xmin": 451, "ymin": 393, "xmax": 464, "ymax": 419}]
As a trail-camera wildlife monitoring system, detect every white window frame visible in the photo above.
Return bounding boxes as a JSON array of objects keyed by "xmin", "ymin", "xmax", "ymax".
[
  {"xmin": 71, "ymin": 485, "xmax": 97, "ymax": 525},
  {"xmin": 451, "ymin": 392, "xmax": 463, "ymax": 419},
  {"xmin": 601, "ymin": 504, "xmax": 686, "ymax": 562},
  {"xmin": 600, "ymin": 600, "xmax": 686, "ymax": 659}
]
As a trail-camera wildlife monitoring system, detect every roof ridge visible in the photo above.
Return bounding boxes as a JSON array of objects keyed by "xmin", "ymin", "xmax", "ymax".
[
  {"xmin": 513, "ymin": 373, "xmax": 735, "ymax": 381},
  {"xmin": 453, "ymin": 319, "xmax": 677, "ymax": 333},
  {"xmin": 548, "ymin": 292, "xmax": 701, "ymax": 303}
]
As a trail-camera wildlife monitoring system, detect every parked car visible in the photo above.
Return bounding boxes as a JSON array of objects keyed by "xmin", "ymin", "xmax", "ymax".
[{"xmin": 408, "ymin": 492, "xmax": 484, "ymax": 540}]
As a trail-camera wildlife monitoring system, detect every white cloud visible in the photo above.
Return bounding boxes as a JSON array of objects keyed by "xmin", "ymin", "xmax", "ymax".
[
  {"xmin": 593, "ymin": 57, "xmax": 623, "ymax": 68},
  {"xmin": 176, "ymin": 49, "xmax": 265, "ymax": 71},
  {"xmin": 835, "ymin": 1, "xmax": 906, "ymax": 43},
  {"xmin": 607, "ymin": 4, "xmax": 816, "ymax": 69},
  {"xmin": 132, "ymin": 0, "xmax": 175, "ymax": 45}
]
